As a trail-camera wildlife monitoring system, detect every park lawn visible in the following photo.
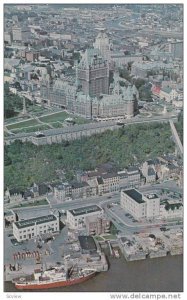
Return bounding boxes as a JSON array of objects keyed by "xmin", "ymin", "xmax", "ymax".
[
  {"xmin": 39, "ymin": 111, "xmax": 69, "ymax": 123},
  {"xmin": 5, "ymin": 116, "xmax": 31, "ymax": 125},
  {"xmin": 40, "ymin": 112, "xmax": 90, "ymax": 125},
  {"xmin": 50, "ymin": 122, "xmax": 64, "ymax": 128},
  {"xmin": 4, "ymin": 132, "xmax": 11, "ymax": 137},
  {"xmin": 74, "ymin": 117, "xmax": 91, "ymax": 124},
  {"xmin": 7, "ymin": 119, "xmax": 40, "ymax": 130},
  {"xmin": 27, "ymin": 105, "xmax": 49, "ymax": 115}
]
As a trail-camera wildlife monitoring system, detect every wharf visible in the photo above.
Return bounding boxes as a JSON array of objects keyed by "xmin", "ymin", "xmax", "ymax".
[{"xmin": 117, "ymin": 228, "xmax": 183, "ymax": 262}]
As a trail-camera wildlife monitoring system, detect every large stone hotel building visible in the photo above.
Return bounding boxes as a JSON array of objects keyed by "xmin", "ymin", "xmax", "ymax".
[{"xmin": 40, "ymin": 31, "xmax": 139, "ymax": 120}]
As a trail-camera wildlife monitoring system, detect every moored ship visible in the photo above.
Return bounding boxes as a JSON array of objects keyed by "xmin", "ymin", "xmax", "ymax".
[{"xmin": 12, "ymin": 265, "xmax": 96, "ymax": 290}]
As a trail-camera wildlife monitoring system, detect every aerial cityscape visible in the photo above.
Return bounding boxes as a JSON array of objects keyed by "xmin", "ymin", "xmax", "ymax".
[{"xmin": 4, "ymin": 3, "xmax": 183, "ymax": 293}]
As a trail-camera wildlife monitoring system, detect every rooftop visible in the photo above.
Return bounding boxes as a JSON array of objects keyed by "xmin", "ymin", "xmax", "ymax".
[
  {"xmin": 70, "ymin": 181, "xmax": 89, "ymax": 189},
  {"xmin": 78, "ymin": 235, "xmax": 97, "ymax": 252},
  {"xmin": 14, "ymin": 214, "xmax": 57, "ymax": 229},
  {"xmin": 4, "ymin": 210, "xmax": 15, "ymax": 216},
  {"xmin": 123, "ymin": 189, "xmax": 145, "ymax": 204},
  {"xmin": 69, "ymin": 205, "xmax": 102, "ymax": 216},
  {"xmin": 127, "ymin": 166, "xmax": 140, "ymax": 174},
  {"xmin": 102, "ymin": 172, "xmax": 118, "ymax": 179},
  {"xmin": 145, "ymin": 193, "xmax": 159, "ymax": 200},
  {"xmin": 148, "ymin": 167, "xmax": 156, "ymax": 176}
]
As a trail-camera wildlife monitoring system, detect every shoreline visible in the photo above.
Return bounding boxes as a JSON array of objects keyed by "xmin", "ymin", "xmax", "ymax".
[{"xmin": 4, "ymin": 254, "xmax": 183, "ymax": 293}]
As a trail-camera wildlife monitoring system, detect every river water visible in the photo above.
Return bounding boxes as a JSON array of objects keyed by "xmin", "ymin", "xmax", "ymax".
[{"xmin": 4, "ymin": 254, "xmax": 183, "ymax": 293}]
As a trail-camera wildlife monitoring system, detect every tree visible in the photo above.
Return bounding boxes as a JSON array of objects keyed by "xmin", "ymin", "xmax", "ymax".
[
  {"xmin": 119, "ymin": 67, "xmax": 132, "ymax": 83},
  {"xmin": 133, "ymin": 78, "xmax": 146, "ymax": 89},
  {"xmin": 139, "ymin": 85, "xmax": 153, "ymax": 102}
]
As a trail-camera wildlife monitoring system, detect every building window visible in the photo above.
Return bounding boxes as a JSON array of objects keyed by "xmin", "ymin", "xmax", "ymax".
[
  {"xmin": 20, "ymin": 236, "xmax": 22, "ymax": 239},
  {"xmin": 23, "ymin": 235, "xmax": 26, "ymax": 238}
]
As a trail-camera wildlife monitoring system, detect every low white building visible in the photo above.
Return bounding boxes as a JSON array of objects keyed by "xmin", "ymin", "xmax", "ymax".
[
  {"xmin": 160, "ymin": 199, "xmax": 183, "ymax": 219},
  {"xmin": 159, "ymin": 87, "xmax": 178, "ymax": 103},
  {"xmin": 121, "ymin": 189, "xmax": 160, "ymax": 220},
  {"xmin": 13, "ymin": 214, "xmax": 59, "ymax": 242},
  {"xmin": 67, "ymin": 205, "xmax": 103, "ymax": 229}
]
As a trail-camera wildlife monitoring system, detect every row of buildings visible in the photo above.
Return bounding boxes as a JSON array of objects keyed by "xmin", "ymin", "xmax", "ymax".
[
  {"xmin": 5, "ymin": 154, "xmax": 183, "ymax": 205},
  {"xmin": 8, "ymin": 184, "xmax": 182, "ymax": 243},
  {"xmin": 6, "ymin": 204, "xmax": 110, "ymax": 242}
]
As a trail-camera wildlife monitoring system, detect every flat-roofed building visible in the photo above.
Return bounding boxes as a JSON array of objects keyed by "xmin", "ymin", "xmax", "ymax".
[
  {"xmin": 67, "ymin": 205, "xmax": 103, "ymax": 229},
  {"xmin": 144, "ymin": 193, "xmax": 160, "ymax": 219},
  {"xmin": 85, "ymin": 215, "xmax": 110, "ymax": 235},
  {"xmin": 127, "ymin": 166, "xmax": 141, "ymax": 186},
  {"xmin": 12, "ymin": 27, "xmax": 22, "ymax": 42},
  {"xmin": 13, "ymin": 214, "xmax": 59, "ymax": 242},
  {"xmin": 121, "ymin": 189, "xmax": 147, "ymax": 220},
  {"xmin": 121, "ymin": 189, "xmax": 160, "ymax": 220},
  {"xmin": 160, "ymin": 199, "xmax": 183, "ymax": 219},
  {"xmin": 78, "ymin": 235, "xmax": 97, "ymax": 254}
]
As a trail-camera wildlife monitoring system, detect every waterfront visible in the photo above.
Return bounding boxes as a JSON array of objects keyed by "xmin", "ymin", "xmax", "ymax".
[{"xmin": 4, "ymin": 254, "xmax": 183, "ymax": 293}]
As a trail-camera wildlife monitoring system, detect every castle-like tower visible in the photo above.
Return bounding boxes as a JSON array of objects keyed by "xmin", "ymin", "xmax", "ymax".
[
  {"xmin": 93, "ymin": 29, "xmax": 112, "ymax": 62},
  {"xmin": 77, "ymin": 48, "xmax": 109, "ymax": 98}
]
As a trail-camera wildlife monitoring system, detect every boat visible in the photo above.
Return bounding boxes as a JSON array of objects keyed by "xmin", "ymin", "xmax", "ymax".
[{"xmin": 12, "ymin": 265, "xmax": 96, "ymax": 290}]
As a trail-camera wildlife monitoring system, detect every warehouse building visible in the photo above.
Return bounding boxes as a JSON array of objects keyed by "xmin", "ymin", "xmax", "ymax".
[
  {"xmin": 121, "ymin": 189, "xmax": 160, "ymax": 220},
  {"xmin": 13, "ymin": 214, "xmax": 59, "ymax": 242}
]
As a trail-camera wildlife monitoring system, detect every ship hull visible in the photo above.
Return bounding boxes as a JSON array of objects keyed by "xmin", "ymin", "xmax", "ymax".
[{"xmin": 15, "ymin": 272, "xmax": 96, "ymax": 290}]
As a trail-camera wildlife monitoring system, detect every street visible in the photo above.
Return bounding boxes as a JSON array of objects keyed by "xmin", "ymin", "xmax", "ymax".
[{"xmin": 11, "ymin": 182, "xmax": 183, "ymax": 235}]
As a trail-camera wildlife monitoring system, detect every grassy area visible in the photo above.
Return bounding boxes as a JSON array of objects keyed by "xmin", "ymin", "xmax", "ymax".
[
  {"xmin": 5, "ymin": 116, "xmax": 31, "ymax": 125},
  {"xmin": 39, "ymin": 111, "xmax": 69, "ymax": 123},
  {"xmin": 102, "ymin": 234, "xmax": 117, "ymax": 240},
  {"xmin": 11, "ymin": 124, "xmax": 51, "ymax": 133},
  {"xmin": 94, "ymin": 236, "xmax": 104, "ymax": 241},
  {"xmin": 39, "ymin": 111, "xmax": 90, "ymax": 124},
  {"xmin": 7, "ymin": 119, "xmax": 40, "ymax": 130},
  {"xmin": 12, "ymin": 198, "xmax": 49, "ymax": 208},
  {"xmin": 4, "ymin": 132, "xmax": 11, "ymax": 137},
  {"xmin": 74, "ymin": 117, "xmax": 91, "ymax": 124},
  {"xmin": 27, "ymin": 106, "xmax": 50, "ymax": 116},
  {"xmin": 50, "ymin": 122, "xmax": 64, "ymax": 128}
]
